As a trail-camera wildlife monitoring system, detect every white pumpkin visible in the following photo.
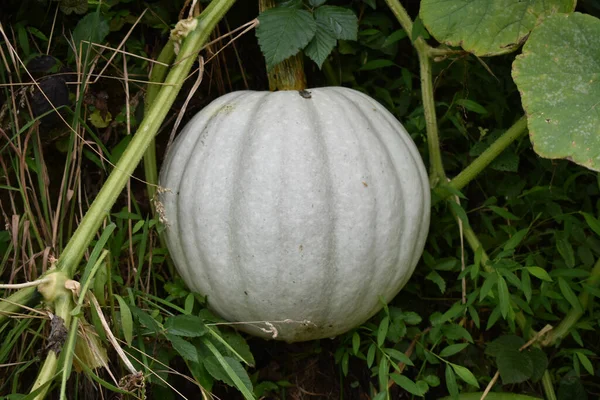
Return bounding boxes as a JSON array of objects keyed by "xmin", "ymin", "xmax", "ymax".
[{"xmin": 159, "ymin": 87, "xmax": 430, "ymax": 342}]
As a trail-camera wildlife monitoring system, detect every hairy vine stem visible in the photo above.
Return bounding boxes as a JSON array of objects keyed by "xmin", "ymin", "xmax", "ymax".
[
  {"xmin": 384, "ymin": 0, "xmax": 446, "ymax": 185},
  {"xmin": 143, "ymin": 41, "xmax": 176, "ymax": 206},
  {"xmin": 434, "ymin": 116, "xmax": 528, "ymax": 203}
]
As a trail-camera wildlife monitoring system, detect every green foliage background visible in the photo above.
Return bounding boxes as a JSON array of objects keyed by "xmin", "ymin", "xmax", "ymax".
[{"xmin": 0, "ymin": 0, "xmax": 599, "ymax": 399}]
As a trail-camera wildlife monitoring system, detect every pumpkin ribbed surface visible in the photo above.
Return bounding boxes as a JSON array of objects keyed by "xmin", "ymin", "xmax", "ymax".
[{"xmin": 159, "ymin": 87, "xmax": 430, "ymax": 342}]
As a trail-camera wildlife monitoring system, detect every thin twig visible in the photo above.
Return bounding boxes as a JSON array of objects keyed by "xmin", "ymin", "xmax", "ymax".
[
  {"xmin": 92, "ymin": 9, "xmax": 148, "ymax": 83},
  {"xmin": 0, "ymin": 277, "xmax": 51, "ymax": 289},
  {"xmin": 88, "ymin": 292, "xmax": 138, "ymax": 374},
  {"xmin": 46, "ymin": 3, "xmax": 59, "ymax": 55},
  {"xmin": 167, "ymin": 56, "xmax": 204, "ymax": 151},
  {"xmin": 479, "ymin": 370, "xmax": 500, "ymax": 400}
]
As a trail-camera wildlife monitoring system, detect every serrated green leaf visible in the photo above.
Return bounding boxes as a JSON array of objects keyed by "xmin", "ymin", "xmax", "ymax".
[
  {"xmin": 88, "ymin": 109, "xmax": 112, "ymax": 128},
  {"xmin": 305, "ymin": 20, "xmax": 336, "ymax": 68},
  {"xmin": 352, "ymin": 332, "xmax": 361, "ymax": 355},
  {"xmin": 423, "ymin": 374, "xmax": 440, "ymax": 387},
  {"xmin": 399, "ymin": 311, "xmax": 422, "ymax": 325},
  {"xmin": 442, "ymin": 324, "xmax": 473, "ymax": 343},
  {"xmin": 390, "ymin": 374, "xmax": 426, "ymax": 396},
  {"xmin": 558, "ymin": 277, "xmax": 582, "ymax": 312},
  {"xmin": 362, "ymin": 0, "xmax": 376, "ymax": 9},
  {"xmin": 571, "ymin": 329, "xmax": 584, "ymax": 347},
  {"xmin": 184, "ymin": 293, "xmax": 195, "ymax": 314},
  {"xmin": 378, "ymin": 356, "xmax": 389, "ymax": 394},
  {"xmin": 341, "ymin": 352, "xmax": 349, "ymax": 376},
  {"xmin": 61, "ymin": 0, "xmax": 88, "ymax": 14},
  {"xmin": 421, "ymin": 0, "xmax": 575, "ymax": 56},
  {"xmin": 486, "ymin": 335, "xmax": 526, "ymax": 357},
  {"xmin": 448, "ymin": 201, "xmax": 470, "ymax": 228},
  {"xmin": 440, "ymin": 343, "xmax": 469, "ymax": 358},
  {"xmin": 486, "ymin": 306, "xmax": 502, "ymax": 330},
  {"xmin": 522, "ymin": 269, "xmax": 532, "ymax": 303},
  {"xmin": 426, "ymin": 270, "xmax": 446, "ymax": 293},
  {"xmin": 382, "ymin": 29, "xmax": 408, "ymax": 47},
  {"xmin": 488, "ymin": 206, "xmax": 520, "ymax": 220},
  {"xmin": 377, "ymin": 316, "xmax": 389, "ymax": 346},
  {"xmin": 504, "ymin": 228, "xmax": 529, "ymax": 251},
  {"xmin": 496, "ymin": 348, "xmax": 533, "ymax": 384},
  {"xmin": 165, "ymin": 314, "xmax": 207, "ymax": 337},
  {"xmin": 314, "ymin": 6, "xmax": 358, "ymax": 40},
  {"xmin": 130, "ymin": 305, "xmax": 160, "ymax": 335},
  {"xmin": 480, "ymin": 273, "xmax": 498, "ymax": 301},
  {"xmin": 550, "ymin": 268, "xmax": 589, "ymax": 279},
  {"xmin": 71, "ymin": 12, "xmax": 109, "ymax": 62},
  {"xmin": 27, "ymin": 26, "xmax": 49, "ymax": 42},
  {"xmin": 309, "ymin": 0, "xmax": 327, "ymax": 6},
  {"xmin": 498, "ymin": 269, "xmax": 522, "ymax": 290},
  {"xmin": 202, "ymin": 339, "xmax": 255, "ymax": 400},
  {"xmin": 497, "ymin": 276, "xmax": 510, "ymax": 318},
  {"xmin": 166, "ymin": 334, "xmax": 198, "ymax": 362},
  {"xmin": 387, "ymin": 318, "xmax": 407, "ymax": 342},
  {"xmin": 384, "ymin": 348, "xmax": 413, "ymax": 366},
  {"xmin": 218, "ymin": 331, "xmax": 255, "ymax": 366},
  {"xmin": 372, "ymin": 392, "xmax": 387, "ymax": 400},
  {"xmin": 256, "ymin": 8, "xmax": 316, "ymax": 70},
  {"xmin": 451, "ymin": 364, "xmax": 479, "ymax": 388},
  {"xmin": 114, "ymin": 294, "xmax": 133, "ymax": 345},
  {"xmin": 445, "ymin": 364, "xmax": 459, "ymax": 399},
  {"xmin": 468, "ymin": 306, "xmax": 480, "ymax": 329},
  {"xmin": 576, "ymin": 352, "xmax": 594, "ymax": 375},
  {"xmin": 411, "ymin": 16, "xmax": 430, "ymax": 42},
  {"xmin": 456, "ymin": 99, "xmax": 487, "ymax": 114},
  {"xmin": 204, "ymin": 355, "xmax": 253, "ymax": 393},
  {"xmin": 436, "ymin": 303, "xmax": 466, "ymax": 326},
  {"xmin": 367, "ymin": 343, "xmax": 376, "ymax": 368},
  {"xmin": 491, "ymin": 151, "xmax": 520, "ymax": 172},
  {"xmin": 581, "ymin": 212, "xmax": 600, "ymax": 237},
  {"xmin": 474, "ymin": 246, "xmax": 483, "ymax": 269},
  {"xmin": 556, "ymin": 237, "xmax": 576, "ymax": 268},
  {"xmin": 529, "ymin": 347, "xmax": 548, "ymax": 382},
  {"xmin": 584, "ymin": 284, "xmax": 600, "ymax": 299},
  {"xmin": 512, "ymin": 12, "xmax": 600, "ymax": 171},
  {"xmin": 359, "ymin": 59, "xmax": 397, "ymax": 70},
  {"xmin": 525, "ymin": 266, "xmax": 553, "ymax": 282},
  {"xmin": 277, "ymin": 0, "xmax": 302, "ymax": 8}
]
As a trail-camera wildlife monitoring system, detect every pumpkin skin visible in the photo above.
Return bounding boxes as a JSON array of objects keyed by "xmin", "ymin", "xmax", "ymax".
[{"xmin": 159, "ymin": 87, "xmax": 430, "ymax": 342}]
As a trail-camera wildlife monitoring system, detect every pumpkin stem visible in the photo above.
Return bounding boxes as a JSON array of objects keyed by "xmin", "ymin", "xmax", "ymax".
[{"xmin": 259, "ymin": 0, "xmax": 307, "ymax": 91}]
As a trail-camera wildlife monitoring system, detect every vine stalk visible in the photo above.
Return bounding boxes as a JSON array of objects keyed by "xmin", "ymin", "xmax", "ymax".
[
  {"xmin": 143, "ymin": 40, "xmax": 176, "ymax": 205},
  {"xmin": 434, "ymin": 116, "xmax": 528, "ymax": 203},
  {"xmin": 384, "ymin": 0, "xmax": 445, "ymax": 185}
]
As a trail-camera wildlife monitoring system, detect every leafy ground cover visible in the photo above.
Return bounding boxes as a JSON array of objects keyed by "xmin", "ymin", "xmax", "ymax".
[{"xmin": 1, "ymin": 0, "xmax": 599, "ymax": 399}]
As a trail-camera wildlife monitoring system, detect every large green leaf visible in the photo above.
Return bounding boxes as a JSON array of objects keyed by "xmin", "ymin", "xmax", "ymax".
[
  {"xmin": 314, "ymin": 6, "xmax": 358, "ymax": 41},
  {"xmin": 305, "ymin": 20, "xmax": 337, "ymax": 68},
  {"xmin": 70, "ymin": 12, "xmax": 109, "ymax": 61},
  {"xmin": 496, "ymin": 348, "xmax": 533, "ymax": 384},
  {"xmin": 420, "ymin": 0, "xmax": 575, "ymax": 56},
  {"xmin": 256, "ymin": 8, "xmax": 316, "ymax": 70},
  {"xmin": 164, "ymin": 314, "xmax": 207, "ymax": 337},
  {"xmin": 513, "ymin": 12, "xmax": 600, "ymax": 171}
]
